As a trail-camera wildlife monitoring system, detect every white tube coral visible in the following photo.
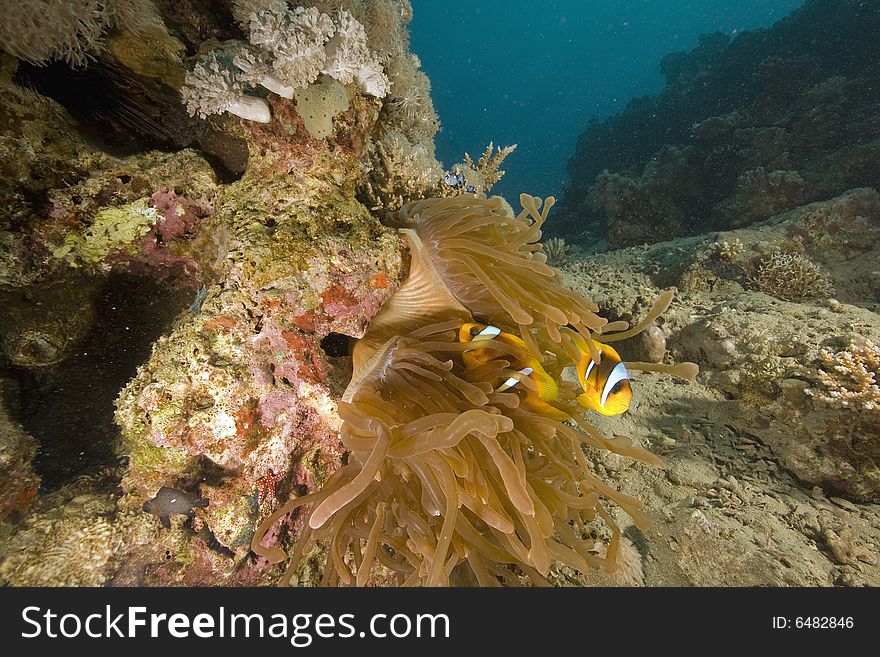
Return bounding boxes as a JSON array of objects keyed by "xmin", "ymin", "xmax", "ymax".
[
  {"xmin": 355, "ymin": 54, "xmax": 390, "ymax": 98},
  {"xmin": 322, "ymin": 9, "xmax": 369, "ymax": 85},
  {"xmin": 233, "ymin": 45, "xmax": 294, "ymax": 99}
]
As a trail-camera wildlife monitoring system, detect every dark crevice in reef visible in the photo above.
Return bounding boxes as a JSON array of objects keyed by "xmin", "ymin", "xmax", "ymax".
[
  {"xmin": 4, "ymin": 274, "xmax": 192, "ymax": 492},
  {"xmin": 13, "ymin": 58, "xmax": 249, "ymax": 182},
  {"xmin": 320, "ymin": 332, "xmax": 354, "ymax": 358},
  {"xmin": 14, "ymin": 59, "xmax": 196, "ymax": 157}
]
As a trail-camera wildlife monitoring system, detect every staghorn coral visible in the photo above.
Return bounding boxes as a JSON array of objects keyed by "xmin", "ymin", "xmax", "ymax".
[
  {"xmin": 810, "ymin": 338, "xmax": 879, "ymax": 413},
  {"xmin": 748, "ymin": 251, "xmax": 833, "ymax": 302},
  {"xmin": 711, "ymin": 238, "xmax": 745, "ymax": 262},
  {"xmin": 452, "ymin": 142, "xmax": 517, "ymax": 195},
  {"xmin": 252, "ymin": 194, "xmax": 698, "ymax": 586}
]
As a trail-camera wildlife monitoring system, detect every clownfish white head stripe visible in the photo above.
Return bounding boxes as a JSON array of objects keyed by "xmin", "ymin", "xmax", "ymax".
[
  {"xmin": 497, "ymin": 366, "xmax": 534, "ymax": 393},
  {"xmin": 473, "ymin": 325, "xmax": 501, "ymax": 341},
  {"xmin": 576, "ymin": 341, "xmax": 633, "ymax": 416},
  {"xmin": 601, "ymin": 361, "xmax": 630, "ymax": 408}
]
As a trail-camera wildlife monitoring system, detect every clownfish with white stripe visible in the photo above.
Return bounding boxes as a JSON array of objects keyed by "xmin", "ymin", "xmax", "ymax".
[
  {"xmin": 576, "ymin": 341, "xmax": 633, "ymax": 416},
  {"xmin": 458, "ymin": 322, "xmax": 568, "ymax": 419},
  {"xmin": 459, "ymin": 323, "xmax": 634, "ymax": 418}
]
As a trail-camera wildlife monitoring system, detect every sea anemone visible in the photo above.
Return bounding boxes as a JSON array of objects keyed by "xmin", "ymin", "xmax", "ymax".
[{"xmin": 252, "ymin": 194, "xmax": 698, "ymax": 586}]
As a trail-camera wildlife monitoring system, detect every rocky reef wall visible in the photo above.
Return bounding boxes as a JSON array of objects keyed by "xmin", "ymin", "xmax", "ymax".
[
  {"xmin": 0, "ymin": 0, "xmax": 448, "ymax": 586},
  {"xmin": 554, "ymin": 0, "xmax": 880, "ymax": 250}
]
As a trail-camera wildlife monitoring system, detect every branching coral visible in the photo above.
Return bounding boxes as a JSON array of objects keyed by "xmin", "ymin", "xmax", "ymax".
[
  {"xmin": 451, "ymin": 143, "xmax": 517, "ymax": 195},
  {"xmin": 747, "ymin": 251, "xmax": 833, "ymax": 302},
  {"xmin": 252, "ymin": 194, "xmax": 698, "ymax": 586},
  {"xmin": 542, "ymin": 237, "xmax": 571, "ymax": 267},
  {"xmin": 711, "ymin": 238, "xmax": 745, "ymax": 262},
  {"xmin": 810, "ymin": 338, "xmax": 879, "ymax": 412},
  {"xmin": 359, "ymin": 130, "xmax": 445, "ymax": 212}
]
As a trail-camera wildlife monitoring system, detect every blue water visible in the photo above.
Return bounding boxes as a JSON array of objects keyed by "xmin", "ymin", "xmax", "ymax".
[{"xmin": 410, "ymin": 0, "xmax": 805, "ymax": 203}]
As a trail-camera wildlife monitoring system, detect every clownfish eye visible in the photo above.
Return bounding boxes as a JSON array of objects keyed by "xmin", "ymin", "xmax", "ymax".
[
  {"xmin": 610, "ymin": 381, "xmax": 625, "ymax": 394},
  {"xmin": 469, "ymin": 326, "xmax": 480, "ymax": 337}
]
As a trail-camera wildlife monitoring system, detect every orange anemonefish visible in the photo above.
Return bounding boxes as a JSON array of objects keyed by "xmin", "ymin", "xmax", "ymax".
[
  {"xmin": 458, "ymin": 323, "xmax": 567, "ymax": 419},
  {"xmin": 459, "ymin": 323, "xmax": 634, "ymax": 418},
  {"xmin": 576, "ymin": 342, "xmax": 633, "ymax": 416}
]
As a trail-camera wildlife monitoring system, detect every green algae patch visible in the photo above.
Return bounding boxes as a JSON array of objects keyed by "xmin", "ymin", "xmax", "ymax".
[{"xmin": 53, "ymin": 198, "xmax": 160, "ymax": 268}]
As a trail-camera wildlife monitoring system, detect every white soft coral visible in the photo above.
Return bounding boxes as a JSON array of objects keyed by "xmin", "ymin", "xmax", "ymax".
[
  {"xmin": 181, "ymin": 3, "xmax": 390, "ymax": 124},
  {"xmin": 181, "ymin": 51, "xmax": 271, "ymax": 122},
  {"xmin": 321, "ymin": 9, "xmax": 368, "ymax": 85},
  {"xmin": 246, "ymin": 7, "xmax": 334, "ymax": 90}
]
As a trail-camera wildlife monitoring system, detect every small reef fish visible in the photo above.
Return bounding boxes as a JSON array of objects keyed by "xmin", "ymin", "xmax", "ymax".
[
  {"xmin": 458, "ymin": 322, "xmax": 567, "ymax": 419},
  {"xmin": 459, "ymin": 322, "xmax": 634, "ymax": 418},
  {"xmin": 142, "ymin": 486, "xmax": 208, "ymax": 528},
  {"xmin": 443, "ymin": 170, "xmax": 465, "ymax": 188},
  {"xmin": 576, "ymin": 341, "xmax": 633, "ymax": 416}
]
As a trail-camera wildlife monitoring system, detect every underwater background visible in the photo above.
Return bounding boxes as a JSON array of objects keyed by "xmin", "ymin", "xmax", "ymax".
[
  {"xmin": 411, "ymin": 0, "xmax": 805, "ymax": 201},
  {"xmin": 0, "ymin": 0, "xmax": 877, "ymax": 586}
]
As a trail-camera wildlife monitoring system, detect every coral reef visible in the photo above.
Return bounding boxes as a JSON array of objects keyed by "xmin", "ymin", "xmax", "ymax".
[
  {"xmin": 0, "ymin": 0, "xmax": 160, "ymax": 67},
  {"xmin": 809, "ymin": 339, "xmax": 879, "ymax": 414},
  {"xmin": 180, "ymin": 4, "xmax": 390, "ymax": 125},
  {"xmin": 555, "ymin": 0, "xmax": 880, "ymax": 248},
  {"xmin": 2, "ymin": 0, "xmax": 877, "ymax": 591},
  {"xmin": 556, "ymin": 184, "xmax": 880, "ymax": 585},
  {"xmin": 181, "ymin": 50, "xmax": 271, "ymax": 122},
  {"xmin": 0, "ymin": 0, "xmax": 433, "ymax": 587},
  {"xmin": 542, "ymin": 237, "xmax": 571, "ymax": 267},
  {"xmin": 569, "ymin": 186, "xmax": 880, "ymax": 504},
  {"xmin": 358, "ymin": 130, "xmax": 445, "ymax": 212},
  {"xmin": 747, "ymin": 251, "xmax": 833, "ymax": 302},
  {"xmin": 250, "ymin": 194, "xmax": 697, "ymax": 586},
  {"xmin": 449, "ymin": 142, "xmax": 517, "ymax": 196}
]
